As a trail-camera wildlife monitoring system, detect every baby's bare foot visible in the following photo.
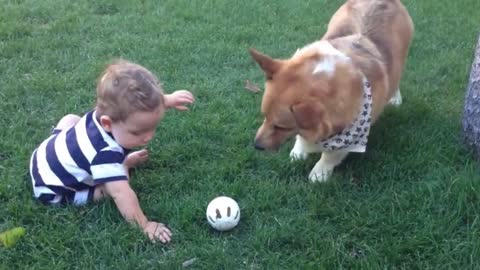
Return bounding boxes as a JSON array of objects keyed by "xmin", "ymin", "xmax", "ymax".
[{"xmin": 125, "ymin": 149, "xmax": 149, "ymax": 169}]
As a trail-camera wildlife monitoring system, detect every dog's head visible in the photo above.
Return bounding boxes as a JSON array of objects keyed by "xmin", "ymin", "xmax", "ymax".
[{"xmin": 250, "ymin": 42, "xmax": 364, "ymax": 151}]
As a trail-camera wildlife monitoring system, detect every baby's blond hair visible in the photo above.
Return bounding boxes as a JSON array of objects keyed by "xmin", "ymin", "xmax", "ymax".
[{"xmin": 96, "ymin": 60, "xmax": 164, "ymax": 122}]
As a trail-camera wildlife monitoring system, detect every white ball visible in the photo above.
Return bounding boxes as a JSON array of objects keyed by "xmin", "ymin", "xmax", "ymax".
[{"xmin": 206, "ymin": 196, "xmax": 240, "ymax": 231}]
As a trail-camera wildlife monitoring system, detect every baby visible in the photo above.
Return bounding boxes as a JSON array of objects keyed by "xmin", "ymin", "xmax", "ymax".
[{"xmin": 29, "ymin": 60, "xmax": 194, "ymax": 243}]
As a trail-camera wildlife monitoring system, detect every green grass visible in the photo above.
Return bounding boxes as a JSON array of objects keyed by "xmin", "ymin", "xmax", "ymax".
[{"xmin": 1, "ymin": 0, "xmax": 480, "ymax": 268}]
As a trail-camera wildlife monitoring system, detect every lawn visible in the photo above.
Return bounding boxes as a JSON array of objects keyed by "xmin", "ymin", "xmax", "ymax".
[{"xmin": 1, "ymin": 0, "xmax": 480, "ymax": 269}]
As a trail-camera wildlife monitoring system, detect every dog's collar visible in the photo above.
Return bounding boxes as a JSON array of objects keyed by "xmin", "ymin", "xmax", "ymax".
[{"xmin": 316, "ymin": 76, "xmax": 373, "ymax": 152}]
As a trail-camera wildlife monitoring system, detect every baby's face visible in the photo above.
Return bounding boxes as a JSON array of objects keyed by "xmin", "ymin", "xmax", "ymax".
[{"xmin": 110, "ymin": 108, "xmax": 165, "ymax": 149}]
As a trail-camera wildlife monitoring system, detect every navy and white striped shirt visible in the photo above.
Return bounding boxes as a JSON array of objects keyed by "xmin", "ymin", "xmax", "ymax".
[{"xmin": 29, "ymin": 110, "xmax": 129, "ymax": 201}]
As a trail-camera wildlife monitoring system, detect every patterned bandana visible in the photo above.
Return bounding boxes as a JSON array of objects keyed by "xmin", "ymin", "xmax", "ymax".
[{"xmin": 316, "ymin": 77, "xmax": 373, "ymax": 153}]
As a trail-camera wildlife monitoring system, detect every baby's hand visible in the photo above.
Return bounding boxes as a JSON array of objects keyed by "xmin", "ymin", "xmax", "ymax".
[
  {"xmin": 165, "ymin": 90, "xmax": 195, "ymax": 111},
  {"xmin": 143, "ymin": 221, "xmax": 172, "ymax": 243}
]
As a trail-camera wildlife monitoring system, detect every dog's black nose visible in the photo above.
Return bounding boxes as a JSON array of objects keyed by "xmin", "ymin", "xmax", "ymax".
[{"xmin": 254, "ymin": 142, "xmax": 265, "ymax": 151}]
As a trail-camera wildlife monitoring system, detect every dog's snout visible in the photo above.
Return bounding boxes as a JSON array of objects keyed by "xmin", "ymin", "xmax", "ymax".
[{"xmin": 254, "ymin": 141, "xmax": 266, "ymax": 151}]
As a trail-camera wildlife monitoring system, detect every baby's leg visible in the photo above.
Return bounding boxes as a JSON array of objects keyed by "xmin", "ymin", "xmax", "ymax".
[
  {"xmin": 93, "ymin": 185, "xmax": 108, "ymax": 201},
  {"xmin": 55, "ymin": 114, "xmax": 81, "ymax": 131}
]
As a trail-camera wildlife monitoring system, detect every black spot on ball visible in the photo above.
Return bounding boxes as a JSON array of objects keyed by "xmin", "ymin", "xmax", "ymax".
[{"xmin": 208, "ymin": 216, "xmax": 216, "ymax": 223}]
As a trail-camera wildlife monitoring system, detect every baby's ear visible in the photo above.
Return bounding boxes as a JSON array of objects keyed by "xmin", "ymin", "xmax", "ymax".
[{"xmin": 99, "ymin": 115, "xmax": 113, "ymax": 132}]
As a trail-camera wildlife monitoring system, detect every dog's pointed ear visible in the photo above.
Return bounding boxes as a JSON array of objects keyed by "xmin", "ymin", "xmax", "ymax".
[{"xmin": 249, "ymin": 48, "xmax": 281, "ymax": 79}]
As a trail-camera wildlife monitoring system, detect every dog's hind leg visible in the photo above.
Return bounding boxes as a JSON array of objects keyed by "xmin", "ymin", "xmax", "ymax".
[
  {"xmin": 290, "ymin": 135, "xmax": 322, "ymax": 161},
  {"xmin": 309, "ymin": 150, "xmax": 349, "ymax": 182}
]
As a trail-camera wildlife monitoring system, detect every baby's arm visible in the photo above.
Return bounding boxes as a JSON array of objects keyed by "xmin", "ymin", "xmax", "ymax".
[
  {"xmin": 102, "ymin": 180, "xmax": 172, "ymax": 243},
  {"xmin": 164, "ymin": 90, "xmax": 195, "ymax": 111}
]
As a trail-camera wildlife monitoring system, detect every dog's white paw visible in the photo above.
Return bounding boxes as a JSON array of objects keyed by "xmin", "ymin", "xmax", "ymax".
[
  {"xmin": 389, "ymin": 89, "xmax": 402, "ymax": 106},
  {"xmin": 289, "ymin": 135, "xmax": 310, "ymax": 161},
  {"xmin": 308, "ymin": 151, "xmax": 348, "ymax": 182},
  {"xmin": 290, "ymin": 148, "xmax": 308, "ymax": 161},
  {"xmin": 308, "ymin": 164, "xmax": 333, "ymax": 182}
]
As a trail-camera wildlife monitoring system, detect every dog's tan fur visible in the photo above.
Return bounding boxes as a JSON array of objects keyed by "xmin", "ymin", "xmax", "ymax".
[{"xmin": 251, "ymin": 0, "xmax": 414, "ymax": 182}]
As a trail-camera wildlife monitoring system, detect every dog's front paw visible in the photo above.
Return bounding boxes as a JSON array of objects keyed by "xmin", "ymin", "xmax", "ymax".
[
  {"xmin": 290, "ymin": 136, "xmax": 309, "ymax": 161},
  {"xmin": 290, "ymin": 148, "xmax": 308, "ymax": 161},
  {"xmin": 308, "ymin": 164, "xmax": 333, "ymax": 182},
  {"xmin": 388, "ymin": 89, "xmax": 402, "ymax": 106}
]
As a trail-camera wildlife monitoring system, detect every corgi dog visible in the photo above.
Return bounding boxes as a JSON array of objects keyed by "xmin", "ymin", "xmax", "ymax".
[{"xmin": 250, "ymin": 0, "xmax": 414, "ymax": 182}]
